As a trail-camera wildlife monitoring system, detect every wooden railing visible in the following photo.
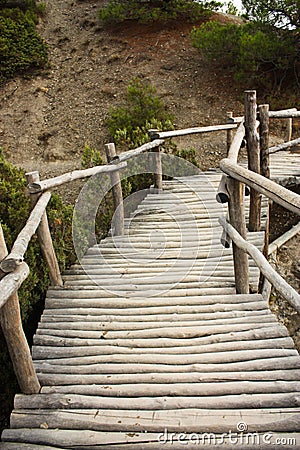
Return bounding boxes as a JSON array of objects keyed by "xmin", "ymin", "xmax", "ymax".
[
  {"xmin": 0, "ymin": 89, "xmax": 299, "ymax": 394},
  {"xmin": 217, "ymin": 90, "xmax": 300, "ymax": 312}
]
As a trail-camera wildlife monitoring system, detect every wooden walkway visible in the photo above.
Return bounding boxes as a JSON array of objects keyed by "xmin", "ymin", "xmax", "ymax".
[{"xmin": 2, "ymin": 166, "xmax": 300, "ymax": 449}]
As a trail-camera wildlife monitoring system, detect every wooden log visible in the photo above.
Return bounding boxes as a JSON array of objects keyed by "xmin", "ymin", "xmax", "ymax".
[
  {"xmin": 118, "ymin": 139, "xmax": 164, "ymax": 162},
  {"xmin": 268, "ymin": 221, "xmax": 300, "ymax": 255},
  {"xmin": 153, "ymin": 145, "xmax": 162, "ymax": 191},
  {"xmin": 9, "ymin": 407, "xmax": 300, "ymax": 434},
  {"xmin": 0, "ymin": 444, "xmax": 59, "ymax": 450},
  {"xmin": 13, "ymin": 391, "xmax": 300, "ymax": 410},
  {"xmin": 0, "ymin": 192, "xmax": 51, "ymax": 273},
  {"xmin": 34, "ymin": 321, "xmax": 281, "ymax": 341},
  {"xmin": 268, "ymin": 137, "xmax": 300, "ymax": 155},
  {"xmin": 2, "ymin": 429, "xmax": 300, "ymax": 449},
  {"xmin": 40, "ymin": 381, "xmax": 300, "ymax": 398},
  {"xmin": 226, "ymin": 111, "xmax": 233, "ymax": 153},
  {"xmin": 26, "ymin": 172, "xmax": 63, "ymax": 286},
  {"xmin": 219, "ymin": 217, "xmax": 300, "ymax": 313},
  {"xmin": 227, "ymin": 120, "xmax": 245, "ymax": 163},
  {"xmin": 105, "ymin": 143, "xmax": 124, "ymax": 236},
  {"xmin": 33, "ymin": 326, "xmax": 289, "ymax": 349},
  {"xmin": 268, "ymin": 109, "xmax": 299, "ymax": 118},
  {"xmin": 33, "ymin": 337, "xmax": 292, "ymax": 360},
  {"xmin": 259, "ymin": 104, "xmax": 270, "ymax": 179},
  {"xmin": 34, "ymin": 347, "xmax": 293, "ymax": 367},
  {"xmin": 219, "ymin": 158, "xmax": 300, "ymax": 215},
  {"xmin": 0, "ymin": 224, "xmax": 40, "ymax": 394},
  {"xmin": 27, "ymin": 162, "xmax": 127, "ymax": 193},
  {"xmin": 244, "ymin": 90, "xmax": 261, "ymax": 231},
  {"xmin": 216, "ymin": 175, "xmax": 229, "ymax": 203},
  {"xmin": 226, "ymin": 177, "xmax": 249, "ymax": 294},
  {"xmin": 149, "ymin": 124, "xmax": 237, "ymax": 140},
  {"xmin": 286, "ymin": 117, "xmax": 293, "ymax": 142},
  {"xmin": 37, "ymin": 368, "xmax": 300, "ymax": 387},
  {"xmin": 0, "ymin": 262, "xmax": 29, "ymax": 309}
]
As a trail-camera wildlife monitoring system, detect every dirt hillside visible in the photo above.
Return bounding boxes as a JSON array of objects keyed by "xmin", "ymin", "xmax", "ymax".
[{"xmin": 0, "ymin": 0, "xmax": 246, "ymax": 178}]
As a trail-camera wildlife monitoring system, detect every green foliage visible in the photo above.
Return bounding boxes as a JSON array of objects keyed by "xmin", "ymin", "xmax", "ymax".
[
  {"xmin": 0, "ymin": 0, "xmax": 48, "ymax": 83},
  {"xmin": 242, "ymin": 0, "xmax": 300, "ymax": 29},
  {"xmin": 108, "ymin": 78, "xmax": 175, "ymax": 149},
  {"xmin": 0, "ymin": 149, "xmax": 75, "ymax": 432},
  {"xmin": 191, "ymin": 20, "xmax": 299, "ymax": 92},
  {"xmin": 0, "ymin": 149, "xmax": 75, "ymax": 321},
  {"xmin": 99, "ymin": 0, "xmax": 221, "ymax": 24},
  {"xmin": 81, "ymin": 143, "xmax": 104, "ymax": 168}
]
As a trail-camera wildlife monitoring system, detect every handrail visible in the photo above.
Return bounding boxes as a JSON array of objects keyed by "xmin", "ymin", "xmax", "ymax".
[
  {"xmin": 219, "ymin": 217, "xmax": 300, "ymax": 313},
  {"xmin": 0, "ymin": 262, "xmax": 29, "ymax": 309},
  {"xmin": 0, "ymin": 191, "xmax": 52, "ymax": 273},
  {"xmin": 149, "ymin": 123, "xmax": 237, "ymax": 140},
  {"xmin": 28, "ymin": 161, "xmax": 127, "ymax": 194},
  {"xmin": 220, "ymin": 158, "xmax": 300, "ymax": 215},
  {"xmin": 268, "ymin": 137, "xmax": 300, "ymax": 155},
  {"xmin": 118, "ymin": 139, "xmax": 164, "ymax": 162}
]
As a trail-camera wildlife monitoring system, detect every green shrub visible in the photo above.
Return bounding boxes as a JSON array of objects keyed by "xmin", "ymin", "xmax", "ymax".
[
  {"xmin": 108, "ymin": 77, "xmax": 175, "ymax": 149},
  {"xmin": 191, "ymin": 20, "xmax": 299, "ymax": 92},
  {"xmin": 0, "ymin": 149, "xmax": 75, "ymax": 433},
  {"xmin": 99, "ymin": 0, "xmax": 221, "ymax": 24},
  {"xmin": 0, "ymin": 0, "xmax": 48, "ymax": 83}
]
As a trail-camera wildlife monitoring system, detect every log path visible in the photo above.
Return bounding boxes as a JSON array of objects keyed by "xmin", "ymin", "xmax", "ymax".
[{"xmin": 1, "ymin": 160, "xmax": 300, "ymax": 448}]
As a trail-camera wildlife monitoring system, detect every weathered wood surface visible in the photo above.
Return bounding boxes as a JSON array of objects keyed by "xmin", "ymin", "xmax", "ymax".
[
  {"xmin": 27, "ymin": 161, "xmax": 127, "ymax": 193},
  {"xmin": 149, "ymin": 124, "xmax": 237, "ymax": 140},
  {"xmin": 0, "ymin": 191, "xmax": 51, "ymax": 273},
  {"xmin": 2, "ymin": 169, "xmax": 300, "ymax": 448}
]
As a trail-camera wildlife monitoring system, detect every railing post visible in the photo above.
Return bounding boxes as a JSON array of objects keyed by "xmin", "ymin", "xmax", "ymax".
[
  {"xmin": 26, "ymin": 172, "xmax": 63, "ymax": 286},
  {"xmin": 227, "ymin": 177, "xmax": 249, "ymax": 294},
  {"xmin": 0, "ymin": 223, "xmax": 40, "ymax": 394},
  {"xmin": 286, "ymin": 117, "xmax": 292, "ymax": 142},
  {"xmin": 149, "ymin": 129, "xmax": 163, "ymax": 191},
  {"xmin": 105, "ymin": 143, "xmax": 124, "ymax": 236},
  {"xmin": 259, "ymin": 104, "xmax": 271, "ymax": 292},
  {"xmin": 244, "ymin": 90, "xmax": 261, "ymax": 231},
  {"xmin": 226, "ymin": 111, "xmax": 233, "ymax": 153}
]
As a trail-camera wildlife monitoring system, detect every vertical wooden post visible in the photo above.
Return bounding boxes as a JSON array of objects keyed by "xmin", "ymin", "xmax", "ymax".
[
  {"xmin": 149, "ymin": 129, "xmax": 163, "ymax": 191},
  {"xmin": 259, "ymin": 104, "xmax": 270, "ymax": 179},
  {"xmin": 105, "ymin": 143, "xmax": 124, "ymax": 236},
  {"xmin": 226, "ymin": 111, "xmax": 233, "ymax": 154},
  {"xmin": 26, "ymin": 172, "xmax": 63, "ymax": 286},
  {"xmin": 227, "ymin": 177, "xmax": 249, "ymax": 294},
  {"xmin": 0, "ymin": 224, "xmax": 40, "ymax": 394},
  {"xmin": 286, "ymin": 117, "xmax": 292, "ymax": 143},
  {"xmin": 244, "ymin": 90, "xmax": 261, "ymax": 231},
  {"xmin": 259, "ymin": 104, "xmax": 271, "ymax": 293}
]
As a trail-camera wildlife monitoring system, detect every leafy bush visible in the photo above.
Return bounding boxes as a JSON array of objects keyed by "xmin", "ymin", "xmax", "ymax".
[
  {"xmin": 99, "ymin": 0, "xmax": 221, "ymax": 24},
  {"xmin": 0, "ymin": 0, "xmax": 48, "ymax": 83},
  {"xmin": 108, "ymin": 77, "xmax": 175, "ymax": 149},
  {"xmin": 0, "ymin": 149, "xmax": 75, "ymax": 432},
  {"xmin": 191, "ymin": 20, "xmax": 299, "ymax": 92}
]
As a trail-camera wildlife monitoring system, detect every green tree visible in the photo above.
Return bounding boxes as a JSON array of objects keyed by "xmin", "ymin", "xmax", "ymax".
[{"xmin": 242, "ymin": 0, "xmax": 300, "ymax": 29}]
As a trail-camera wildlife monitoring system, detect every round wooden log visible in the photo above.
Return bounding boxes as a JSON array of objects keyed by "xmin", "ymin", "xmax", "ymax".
[
  {"xmin": 151, "ymin": 124, "xmax": 237, "ymax": 140},
  {"xmin": 26, "ymin": 172, "xmax": 63, "ymax": 287},
  {"xmin": 0, "ymin": 191, "xmax": 51, "ymax": 273},
  {"xmin": 27, "ymin": 161, "xmax": 127, "ymax": 193},
  {"xmin": 105, "ymin": 143, "xmax": 124, "ymax": 236},
  {"xmin": 118, "ymin": 139, "xmax": 164, "ymax": 162},
  {"xmin": 0, "ymin": 262, "xmax": 30, "ymax": 309},
  {"xmin": 219, "ymin": 217, "xmax": 300, "ymax": 313},
  {"xmin": 244, "ymin": 90, "xmax": 261, "ymax": 231},
  {"xmin": 13, "ymin": 391, "xmax": 300, "ymax": 410},
  {"xmin": 0, "ymin": 224, "xmax": 40, "ymax": 394},
  {"xmin": 227, "ymin": 177, "xmax": 249, "ymax": 294},
  {"xmin": 220, "ymin": 158, "xmax": 300, "ymax": 215}
]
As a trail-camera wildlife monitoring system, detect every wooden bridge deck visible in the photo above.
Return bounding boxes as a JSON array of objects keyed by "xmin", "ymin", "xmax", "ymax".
[{"xmin": 1, "ymin": 164, "xmax": 300, "ymax": 448}]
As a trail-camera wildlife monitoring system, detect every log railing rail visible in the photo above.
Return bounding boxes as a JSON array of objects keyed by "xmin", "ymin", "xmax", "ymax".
[
  {"xmin": 217, "ymin": 90, "xmax": 300, "ymax": 312},
  {"xmin": 0, "ymin": 89, "xmax": 299, "ymax": 395}
]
